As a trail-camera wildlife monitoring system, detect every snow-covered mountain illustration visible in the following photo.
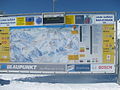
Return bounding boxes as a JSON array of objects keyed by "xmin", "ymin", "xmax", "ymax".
[{"xmin": 10, "ymin": 27, "xmax": 79, "ymax": 63}]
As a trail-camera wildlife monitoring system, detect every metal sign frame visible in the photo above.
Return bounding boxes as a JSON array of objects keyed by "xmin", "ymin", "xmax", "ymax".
[{"xmin": 0, "ymin": 11, "xmax": 118, "ymax": 74}]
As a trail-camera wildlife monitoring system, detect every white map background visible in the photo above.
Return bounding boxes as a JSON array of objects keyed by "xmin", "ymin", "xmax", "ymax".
[{"xmin": 10, "ymin": 27, "xmax": 79, "ymax": 63}]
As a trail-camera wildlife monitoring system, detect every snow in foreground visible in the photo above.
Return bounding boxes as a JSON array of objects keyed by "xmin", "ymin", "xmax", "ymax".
[
  {"xmin": 0, "ymin": 74, "xmax": 120, "ymax": 90},
  {"xmin": 1, "ymin": 82, "xmax": 120, "ymax": 90}
]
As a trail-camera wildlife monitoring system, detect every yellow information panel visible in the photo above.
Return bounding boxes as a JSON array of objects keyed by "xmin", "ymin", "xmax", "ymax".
[
  {"xmin": 65, "ymin": 15, "xmax": 75, "ymax": 24},
  {"xmin": 26, "ymin": 21, "xmax": 34, "ymax": 25},
  {"xmin": 71, "ymin": 30, "xmax": 78, "ymax": 34},
  {"xmin": 68, "ymin": 55, "xmax": 79, "ymax": 60},
  {"xmin": 0, "ymin": 27, "xmax": 10, "ymax": 63},
  {"xmin": 102, "ymin": 24, "xmax": 115, "ymax": 64},
  {"xmin": 16, "ymin": 17, "xmax": 26, "ymax": 25}
]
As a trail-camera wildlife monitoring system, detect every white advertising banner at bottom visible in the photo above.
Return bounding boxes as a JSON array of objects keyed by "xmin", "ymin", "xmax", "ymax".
[{"xmin": 91, "ymin": 64, "xmax": 115, "ymax": 73}]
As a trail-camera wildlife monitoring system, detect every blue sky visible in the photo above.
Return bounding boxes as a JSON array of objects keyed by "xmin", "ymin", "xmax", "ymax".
[{"xmin": 0, "ymin": 0, "xmax": 120, "ymax": 19}]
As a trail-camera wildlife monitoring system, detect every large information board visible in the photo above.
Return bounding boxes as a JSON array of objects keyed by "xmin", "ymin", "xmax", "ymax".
[{"xmin": 0, "ymin": 12, "xmax": 116, "ymax": 73}]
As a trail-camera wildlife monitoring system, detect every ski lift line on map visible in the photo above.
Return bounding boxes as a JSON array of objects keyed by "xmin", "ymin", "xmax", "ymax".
[
  {"xmin": 80, "ymin": 26, "xmax": 82, "ymax": 42},
  {"xmin": 90, "ymin": 26, "xmax": 92, "ymax": 55}
]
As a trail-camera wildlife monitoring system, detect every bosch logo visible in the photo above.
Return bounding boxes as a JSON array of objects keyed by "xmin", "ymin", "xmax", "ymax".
[{"xmin": 98, "ymin": 66, "xmax": 112, "ymax": 69}]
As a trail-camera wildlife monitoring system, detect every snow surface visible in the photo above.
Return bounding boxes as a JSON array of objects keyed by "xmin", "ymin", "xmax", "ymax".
[
  {"xmin": 0, "ymin": 74, "xmax": 120, "ymax": 90},
  {"xmin": 1, "ymin": 81, "xmax": 120, "ymax": 90}
]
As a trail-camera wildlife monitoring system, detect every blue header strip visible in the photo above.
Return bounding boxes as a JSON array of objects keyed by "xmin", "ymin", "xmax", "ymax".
[{"xmin": 10, "ymin": 25, "xmax": 75, "ymax": 29}]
